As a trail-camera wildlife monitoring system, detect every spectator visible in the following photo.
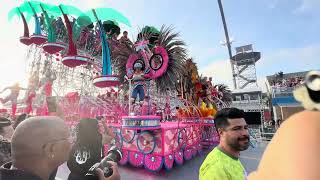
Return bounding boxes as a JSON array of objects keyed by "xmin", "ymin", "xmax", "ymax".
[
  {"xmin": 271, "ymin": 75, "xmax": 304, "ymax": 90},
  {"xmin": 67, "ymin": 118, "xmax": 112, "ymax": 180},
  {"xmin": 199, "ymin": 108, "xmax": 249, "ymax": 180},
  {"xmin": 0, "ymin": 117, "xmax": 13, "ymax": 165},
  {"xmin": 13, "ymin": 113, "xmax": 28, "ymax": 129},
  {"xmin": 0, "ymin": 116, "xmax": 119, "ymax": 180},
  {"xmin": 119, "ymin": 31, "xmax": 132, "ymax": 45},
  {"xmin": 0, "ymin": 116, "xmax": 70, "ymax": 180},
  {"xmin": 276, "ymin": 119, "xmax": 282, "ymax": 127},
  {"xmin": 248, "ymin": 111, "xmax": 320, "ymax": 180}
]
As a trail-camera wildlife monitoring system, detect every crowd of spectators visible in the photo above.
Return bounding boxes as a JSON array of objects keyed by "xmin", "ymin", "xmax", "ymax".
[{"xmin": 270, "ymin": 76, "xmax": 304, "ymax": 88}]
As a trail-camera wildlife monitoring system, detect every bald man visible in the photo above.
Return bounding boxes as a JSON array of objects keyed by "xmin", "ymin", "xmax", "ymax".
[
  {"xmin": 248, "ymin": 111, "xmax": 320, "ymax": 180},
  {"xmin": 0, "ymin": 116, "xmax": 71, "ymax": 180}
]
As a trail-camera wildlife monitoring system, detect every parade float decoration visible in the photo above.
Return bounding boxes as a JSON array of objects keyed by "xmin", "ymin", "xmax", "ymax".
[
  {"xmin": 79, "ymin": 8, "xmax": 131, "ymax": 88},
  {"xmin": 58, "ymin": 4, "xmax": 91, "ymax": 67},
  {"xmin": 8, "ymin": 6, "xmax": 33, "ymax": 45},
  {"xmin": 7, "ymin": 1, "xmax": 233, "ymax": 172},
  {"xmin": 38, "ymin": 3, "xmax": 67, "ymax": 54},
  {"xmin": 19, "ymin": 1, "xmax": 48, "ymax": 45}
]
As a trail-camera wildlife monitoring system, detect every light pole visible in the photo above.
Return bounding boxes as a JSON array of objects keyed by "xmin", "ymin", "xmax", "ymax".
[{"xmin": 217, "ymin": 0, "xmax": 237, "ymax": 89}]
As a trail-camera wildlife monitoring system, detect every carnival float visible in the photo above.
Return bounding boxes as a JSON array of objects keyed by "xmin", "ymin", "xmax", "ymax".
[{"xmin": 4, "ymin": 1, "xmax": 232, "ymax": 172}]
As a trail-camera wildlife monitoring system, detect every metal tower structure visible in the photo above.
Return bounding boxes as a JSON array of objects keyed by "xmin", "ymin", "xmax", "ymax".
[
  {"xmin": 217, "ymin": 0, "xmax": 261, "ymax": 90},
  {"xmin": 231, "ymin": 44, "xmax": 261, "ymax": 89}
]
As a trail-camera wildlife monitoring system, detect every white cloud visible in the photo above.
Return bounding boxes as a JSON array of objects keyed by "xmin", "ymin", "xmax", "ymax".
[
  {"xmin": 294, "ymin": 0, "xmax": 320, "ymax": 13},
  {"xmin": 188, "ymin": 46, "xmax": 223, "ymax": 65},
  {"xmin": 199, "ymin": 59, "xmax": 234, "ymax": 87},
  {"xmin": 257, "ymin": 45, "xmax": 320, "ymax": 76}
]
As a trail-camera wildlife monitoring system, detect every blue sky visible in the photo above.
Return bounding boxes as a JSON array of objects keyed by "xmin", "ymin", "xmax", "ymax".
[{"xmin": 0, "ymin": 0, "xmax": 319, "ymax": 91}]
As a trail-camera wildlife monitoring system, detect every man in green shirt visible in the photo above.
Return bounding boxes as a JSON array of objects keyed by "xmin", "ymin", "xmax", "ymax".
[{"xmin": 199, "ymin": 108, "xmax": 249, "ymax": 180}]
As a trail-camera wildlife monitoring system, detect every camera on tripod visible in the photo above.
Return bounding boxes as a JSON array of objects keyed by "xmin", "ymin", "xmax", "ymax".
[{"xmin": 86, "ymin": 146, "xmax": 122, "ymax": 178}]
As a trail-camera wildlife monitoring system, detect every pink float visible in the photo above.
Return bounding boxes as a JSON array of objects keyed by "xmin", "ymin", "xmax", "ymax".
[
  {"xmin": 163, "ymin": 154, "xmax": 174, "ymax": 170},
  {"xmin": 129, "ymin": 151, "xmax": 144, "ymax": 167},
  {"xmin": 174, "ymin": 150, "xmax": 184, "ymax": 166},
  {"xmin": 30, "ymin": 34, "xmax": 47, "ymax": 45},
  {"xmin": 62, "ymin": 55, "xmax": 90, "ymax": 68},
  {"xmin": 144, "ymin": 154, "xmax": 163, "ymax": 172},
  {"xmin": 42, "ymin": 42, "xmax": 66, "ymax": 54},
  {"xmin": 93, "ymin": 75, "xmax": 120, "ymax": 88},
  {"xmin": 20, "ymin": 36, "xmax": 32, "ymax": 46},
  {"xmin": 183, "ymin": 146, "xmax": 193, "ymax": 160}
]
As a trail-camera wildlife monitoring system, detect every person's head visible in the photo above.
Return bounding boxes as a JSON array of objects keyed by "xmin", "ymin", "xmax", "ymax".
[
  {"xmin": 13, "ymin": 113, "xmax": 28, "ymax": 129},
  {"xmin": 215, "ymin": 108, "xmax": 249, "ymax": 152},
  {"xmin": 133, "ymin": 62, "xmax": 143, "ymax": 72},
  {"xmin": 11, "ymin": 116, "xmax": 71, "ymax": 172},
  {"xmin": 0, "ymin": 117, "xmax": 13, "ymax": 141},
  {"xmin": 123, "ymin": 31, "xmax": 128, "ymax": 37},
  {"xmin": 112, "ymin": 32, "xmax": 118, "ymax": 38},
  {"xmin": 75, "ymin": 118, "xmax": 102, "ymax": 150}
]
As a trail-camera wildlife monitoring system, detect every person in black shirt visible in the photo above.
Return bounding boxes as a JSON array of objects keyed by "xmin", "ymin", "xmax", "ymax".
[{"xmin": 67, "ymin": 118, "xmax": 110, "ymax": 180}]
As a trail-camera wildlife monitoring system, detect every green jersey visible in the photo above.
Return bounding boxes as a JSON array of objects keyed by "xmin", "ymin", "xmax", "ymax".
[{"xmin": 199, "ymin": 147, "xmax": 247, "ymax": 180}]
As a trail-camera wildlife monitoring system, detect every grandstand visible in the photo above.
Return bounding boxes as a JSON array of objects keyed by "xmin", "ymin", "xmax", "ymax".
[{"xmin": 266, "ymin": 70, "xmax": 308, "ymax": 121}]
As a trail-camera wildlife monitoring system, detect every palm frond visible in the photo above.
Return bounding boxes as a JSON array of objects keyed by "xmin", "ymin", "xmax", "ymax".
[
  {"xmin": 215, "ymin": 84, "xmax": 232, "ymax": 103},
  {"xmin": 155, "ymin": 25, "xmax": 188, "ymax": 92},
  {"xmin": 112, "ymin": 41, "xmax": 134, "ymax": 86}
]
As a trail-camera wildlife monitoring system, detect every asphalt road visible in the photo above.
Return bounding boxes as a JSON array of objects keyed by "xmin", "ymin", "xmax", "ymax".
[{"xmin": 56, "ymin": 142, "xmax": 267, "ymax": 180}]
